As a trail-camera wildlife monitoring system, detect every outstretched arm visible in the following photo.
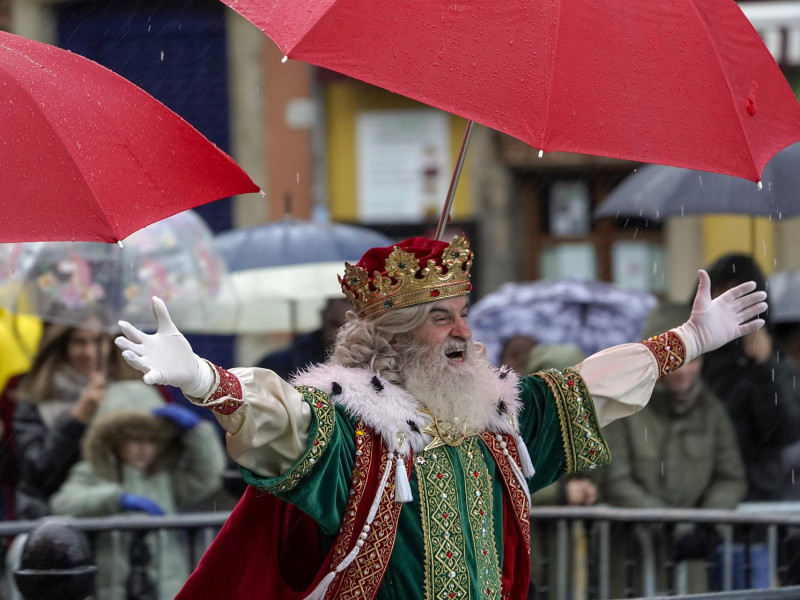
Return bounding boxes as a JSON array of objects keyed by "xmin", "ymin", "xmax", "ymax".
[
  {"xmin": 115, "ymin": 298, "xmax": 311, "ymax": 478},
  {"xmin": 576, "ymin": 270, "xmax": 767, "ymax": 427}
]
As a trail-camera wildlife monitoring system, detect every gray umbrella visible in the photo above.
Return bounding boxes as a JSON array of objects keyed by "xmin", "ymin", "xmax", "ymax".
[{"xmin": 595, "ymin": 143, "xmax": 800, "ymax": 221}]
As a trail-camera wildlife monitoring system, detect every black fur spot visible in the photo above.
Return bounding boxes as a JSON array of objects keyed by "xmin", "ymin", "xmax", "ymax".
[
  {"xmin": 407, "ymin": 420, "xmax": 420, "ymax": 433},
  {"xmin": 499, "ymin": 368, "xmax": 509, "ymax": 380},
  {"xmin": 331, "ymin": 382, "xmax": 343, "ymax": 395},
  {"xmin": 496, "ymin": 400, "xmax": 508, "ymax": 416},
  {"xmin": 370, "ymin": 376, "xmax": 384, "ymax": 392}
]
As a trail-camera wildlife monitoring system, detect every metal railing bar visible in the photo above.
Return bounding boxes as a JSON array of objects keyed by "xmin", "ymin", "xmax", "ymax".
[
  {"xmin": 529, "ymin": 507, "xmax": 800, "ymax": 526},
  {"xmin": 0, "ymin": 513, "xmax": 229, "ymax": 536},
  {"xmin": 627, "ymin": 586, "xmax": 800, "ymax": 599}
]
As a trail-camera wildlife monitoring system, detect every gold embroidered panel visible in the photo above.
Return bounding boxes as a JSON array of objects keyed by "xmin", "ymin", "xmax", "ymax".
[
  {"xmin": 417, "ymin": 443, "xmax": 502, "ymax": 599},
  {"xmin": 259, "ymin": 386, "xmax": 335, "ymax": 493},
  {"xmin": 458, "ymin": 439, "xmax": 502, "ymax": 598},
  {"xmin": 539, "ymin": 368, "xmax": 610, "ymax": 475}
]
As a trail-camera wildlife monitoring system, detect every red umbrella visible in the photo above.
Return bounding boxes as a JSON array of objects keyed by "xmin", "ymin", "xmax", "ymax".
[
  {"xmin": 222, "ymin": 0, "xmax": 800, "ymax": 183},
  {"xmin": 0, "ymin": 31, "xmax": 260, "ymax": 243}
]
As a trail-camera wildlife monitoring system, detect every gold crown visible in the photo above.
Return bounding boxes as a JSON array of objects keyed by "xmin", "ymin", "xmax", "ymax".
[{"xmin": 339, "ymin": 235, "xmax": 473, "ymax": 319}]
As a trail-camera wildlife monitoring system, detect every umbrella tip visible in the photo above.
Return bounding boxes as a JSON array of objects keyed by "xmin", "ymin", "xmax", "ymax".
[
  {"xmin": 538, "ymin": 149, "xmax": 544, "ymax": 158},
  {"xmin": 281, "ymin": 55, "xmax": 288, "ymax": 64},
  {"xmin": 757, "ymin": 180, "xmax": 763, "ymax": 191},
  {"xmin": 116, "ymin": 240, "xmax": 124, "ymax": 249}
]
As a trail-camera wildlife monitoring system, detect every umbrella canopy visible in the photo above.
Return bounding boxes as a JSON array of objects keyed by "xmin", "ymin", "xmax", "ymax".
[
  {"xmin": 206, "ymin": 220, "xmax": 394, "ymax": 333},
  {"xmin": 214, "ymin": 219, "xmax": 394, "ymax": 270},
  {"xmin": 0, "ymin": 211, "xmax": 226, "ymax": 332},
  {"xmin": 222, "ymin": 0, "xmax": 800, "ymax": 181},
  {"xmin": 595, "ymin": 142, "xmax": 800, "ymax": 221},
  {"xmin": 0, "ymin": 31, "xmax": 259, "ymax": 243},
  {"xmin": 469, "ymin": 280, "xmax": 657, "ymax": 365},
  {"xmin": 207, "ymin": 262, "xmax": 347, "ymax": 333}
]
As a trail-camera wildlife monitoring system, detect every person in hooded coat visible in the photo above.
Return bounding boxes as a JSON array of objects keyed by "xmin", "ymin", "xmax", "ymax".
[{"xmin": 51, "ymin": 379, "xmax": 226, "ymax": 600}]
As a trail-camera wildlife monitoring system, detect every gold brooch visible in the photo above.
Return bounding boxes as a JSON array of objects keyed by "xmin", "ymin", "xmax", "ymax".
[{"xmin": 419, "ymin": 409, "xmax": 474, "ymax": 451}]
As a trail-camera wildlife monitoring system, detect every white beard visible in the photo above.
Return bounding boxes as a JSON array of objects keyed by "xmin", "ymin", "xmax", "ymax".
[{"xmin": 402, "ymin": 339, "xmax": 501, "ymax": 432}]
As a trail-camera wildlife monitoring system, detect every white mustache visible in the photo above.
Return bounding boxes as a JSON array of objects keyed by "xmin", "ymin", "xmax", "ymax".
[{"xmin": 443, "ymin": 339, "xmax": 468, "ymax": 354}]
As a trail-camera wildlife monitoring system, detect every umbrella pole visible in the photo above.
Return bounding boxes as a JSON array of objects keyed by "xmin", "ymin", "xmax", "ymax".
[{"xmin": 435, "ymin": 120, "xmax": 474, "ymax": 241}]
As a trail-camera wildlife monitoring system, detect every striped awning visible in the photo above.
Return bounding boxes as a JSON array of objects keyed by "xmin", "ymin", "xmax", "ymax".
[{"xmin": 740, "ymin": 1, "xmax": 800, "ymax": 66}]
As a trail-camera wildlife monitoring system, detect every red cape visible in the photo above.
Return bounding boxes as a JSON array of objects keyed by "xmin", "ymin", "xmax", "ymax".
[{"xmin": 176, "ymin": 487, "xmax": 327, "ymax": 599}]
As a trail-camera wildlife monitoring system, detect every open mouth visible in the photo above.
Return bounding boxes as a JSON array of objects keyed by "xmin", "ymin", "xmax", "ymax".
[{"xmin": 445, "ymin": 350, "xmax": 465, "ymax": 362}]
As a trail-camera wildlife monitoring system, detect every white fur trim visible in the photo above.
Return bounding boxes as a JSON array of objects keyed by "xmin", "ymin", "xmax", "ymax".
[{"xmin": 292, "ymin": 364, "xmax": 523, "ymax": 453}]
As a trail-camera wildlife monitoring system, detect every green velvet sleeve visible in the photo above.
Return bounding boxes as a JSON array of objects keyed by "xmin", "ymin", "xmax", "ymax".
[
  {"xmin": 239, "ymin": 386, "xmax": 356, "ymax": 536},
  {"xmin": 518, "ymin": 368, "xmax": 611, "ymax": 494}
]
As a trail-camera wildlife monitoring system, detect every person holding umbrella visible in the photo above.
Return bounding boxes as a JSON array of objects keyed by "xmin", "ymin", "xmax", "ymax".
[{"xmin": 115, "ymin": 234, "xmax": 766, "ymax": 600}]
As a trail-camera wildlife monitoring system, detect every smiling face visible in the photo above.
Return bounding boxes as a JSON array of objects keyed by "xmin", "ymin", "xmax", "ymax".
[
  {"xmin": 66, "ymin": 326, "xmax": 107, "ymax": 376},
  {"xmin": 411, "ymin": 296, "xmax": 472, "ymax": 364}
]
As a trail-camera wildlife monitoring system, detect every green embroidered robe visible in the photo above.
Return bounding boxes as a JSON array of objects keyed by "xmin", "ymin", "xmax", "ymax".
[{"xmin": 242, "ymin": 369, "xmax": 609, "ymax": 600}]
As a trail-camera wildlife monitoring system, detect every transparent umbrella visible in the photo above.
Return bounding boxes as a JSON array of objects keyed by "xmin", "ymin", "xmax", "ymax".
[{"xmin": 0, "ymin": 211, "xmax": 226, "ymax": 333}]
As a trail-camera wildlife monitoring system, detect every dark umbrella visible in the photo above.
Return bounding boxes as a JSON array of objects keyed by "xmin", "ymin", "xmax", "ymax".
[{"xmin": 595, "ymin": 142, "xmax": 800, "ymax": 222}]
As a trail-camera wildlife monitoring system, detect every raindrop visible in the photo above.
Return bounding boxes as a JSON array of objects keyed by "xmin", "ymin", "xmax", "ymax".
[
  {"xmin": 538, "ymin": 149, "xmax": 543, "ymax": 158},
  {"xmin": 757, "ymin": 181, "xmax": 763, "ymax": 191},
  {"xmin": 660, "ymin": 461, "xmax": 664, "ymax": 477},
  {"xmin": 282, "ymin": 55, "xmax": 289, "ymax": 63},
  {"xmin": 160, "ymin": 51, "xmax": 165, "ymax": 61},
  {"xmin": 793, "ymin": 470, "xmax": 796, "ymax": 485},
  {"xmin": 644, "ymin": 428, "xmax": 648, "ymax": 443},
  {"xmin": 296, "ymin": 172, "xmax": 300, "ymax": 184}
]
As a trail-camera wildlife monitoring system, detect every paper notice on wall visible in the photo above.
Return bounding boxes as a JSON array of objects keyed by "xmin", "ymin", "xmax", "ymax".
[{"xmin": 356, "ymin": 109, "xmax": 450, "ymax": 223}]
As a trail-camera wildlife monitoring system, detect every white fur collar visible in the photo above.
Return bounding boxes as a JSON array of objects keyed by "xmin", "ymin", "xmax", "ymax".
[{"xmin": 291, "ymin": 363, "xmax": 521, "ymax": 456}]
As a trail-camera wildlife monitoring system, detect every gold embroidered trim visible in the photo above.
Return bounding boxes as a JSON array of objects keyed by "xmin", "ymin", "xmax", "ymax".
[
  {"xmin": 331, "ymin": 426, "xmax": 403, "ymax": 600},
  {"xmin": 481, "ymin": 433, "xmax": 531, "ymax": 554},
  {"xmin": 639, "ymin": 331, "xmax": 686, "ymax": 378},
  {"xmin": 539, "ymin": 368, "xmax": 610, "ymax": 475},
  {"xmin": 417, "ymin": 448, "xmax": 470, "ymax": 599},
  {"xmin": 330, "ymin": 422, "xmax": 375, "ymax": 568},
  {"xmin": 459, "ymin": 439, "xmax": 502, "ymax": 598},
  {"xmin": 251, "ymin": 386, "xmax": 335, "ymax": 493}
]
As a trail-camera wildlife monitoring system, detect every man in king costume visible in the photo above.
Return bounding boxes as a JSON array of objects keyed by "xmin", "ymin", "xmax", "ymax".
[{"xmin": 115, "ymin": 235, "xmax": 767, "ymax": 600}]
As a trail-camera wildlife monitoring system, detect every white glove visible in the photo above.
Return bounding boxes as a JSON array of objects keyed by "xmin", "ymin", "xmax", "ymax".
[
  {"xmin": 674, "ymin": 270, "xmax": 768, "ymax": 362},
  {"xmin": 115, "ymin": 297, "xmax": 215, "ymax": 398}
]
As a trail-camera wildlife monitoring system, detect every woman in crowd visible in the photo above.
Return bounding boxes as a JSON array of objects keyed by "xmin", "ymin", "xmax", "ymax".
[{"xmin": 9, "ymin": 313, "xmax": 113, "ymax": 519}]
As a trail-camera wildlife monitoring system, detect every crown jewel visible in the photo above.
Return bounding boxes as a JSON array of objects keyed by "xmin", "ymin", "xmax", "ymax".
[{"xmin": 339, "ymin": 235, "xmax": 473, "ymax": 319}]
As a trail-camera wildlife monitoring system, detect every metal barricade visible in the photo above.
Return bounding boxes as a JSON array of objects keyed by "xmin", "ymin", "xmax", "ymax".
[
  {"xmin": 2, "ymin": 505, "xmax": 800, "ymax": 599},
  {"xmin": 0, "ymin": 513, "xmax": 228, "ymax": 600},
  {"xmin": 529, "ymin": 505, "xmax": 800, "ymax": 600}
]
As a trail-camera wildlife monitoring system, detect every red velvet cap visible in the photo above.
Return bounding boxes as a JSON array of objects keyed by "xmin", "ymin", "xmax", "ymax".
[
  {"xmin": 339, "ymin": 234, "xmax": 473, "ymax": 319},
  {"xmin": 355, "ymin": 237, "xmax": 451, "ymax": 275}
]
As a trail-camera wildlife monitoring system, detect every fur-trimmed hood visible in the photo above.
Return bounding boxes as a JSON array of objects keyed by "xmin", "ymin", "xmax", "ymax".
[
  {"xmin": 82, "ymin": 381, "xmax": 182, "ymax": 482},
  {"xmin": 291, "ymin": 363, "xmax": 521, "ymax": 456}
]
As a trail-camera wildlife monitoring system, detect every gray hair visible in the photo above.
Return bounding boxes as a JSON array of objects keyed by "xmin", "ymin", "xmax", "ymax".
[{"xmin": 329, "ymin": 303, "xmax": 433, "ymax": 385}]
